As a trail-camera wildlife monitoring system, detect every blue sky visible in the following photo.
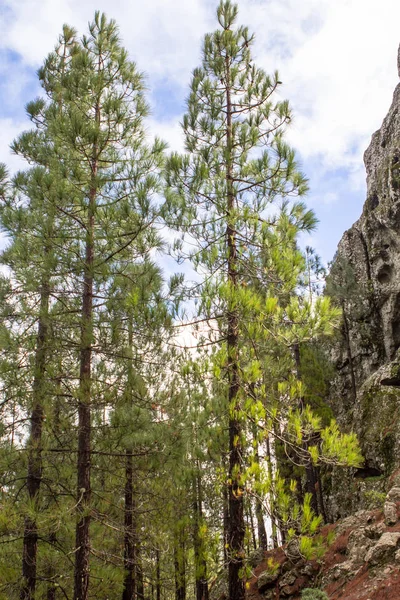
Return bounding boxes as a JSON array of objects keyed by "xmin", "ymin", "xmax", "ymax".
[{"xmin": 0, "ymin": 0, "xmax": 399, "ymax": 266}]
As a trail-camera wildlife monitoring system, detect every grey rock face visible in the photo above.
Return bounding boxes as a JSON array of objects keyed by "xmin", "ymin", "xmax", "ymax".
[
  {"xmin": 365, "ymin": 532, "xmax": 400, "ymax": 565},
  {"xmin": 327, "ymin": 44, "xmax": 400, "ymax": 517},
  {"xmin": 387, "ymin": 486, "xmax": 400, "ymax": 502},
  {"xmin": 383, "ymin": 501, "xmax": 398, "ymax": 525}
]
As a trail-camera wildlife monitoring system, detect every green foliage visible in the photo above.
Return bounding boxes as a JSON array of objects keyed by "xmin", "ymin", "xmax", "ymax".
[
  {"xmin": 363, "ymin": 489, "xmax": 386, "ymax": 509},
  {"xmin": 0, "ymin": 2, "xmax": 364, "ymax": 599}
]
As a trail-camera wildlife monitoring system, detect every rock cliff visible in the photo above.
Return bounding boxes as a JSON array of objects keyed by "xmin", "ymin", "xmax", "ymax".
[{"xmin": 326, "ymin": 44, "xmax": 400, "ymax": 518}]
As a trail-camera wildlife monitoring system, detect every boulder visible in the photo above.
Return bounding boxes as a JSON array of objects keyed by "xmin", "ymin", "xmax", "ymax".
[
  {"xmin": 365, "ymin": 532, "xmax": 400, "ymax": 566},
  {"xmin": 387, "ymin": 486, "xmax": 400, "ymax": 502}
]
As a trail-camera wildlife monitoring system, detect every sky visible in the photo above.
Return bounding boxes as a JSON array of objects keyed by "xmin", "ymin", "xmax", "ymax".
[{"xmin": 0, "ymin": 0, "xmax": 399, "ymax": 267}]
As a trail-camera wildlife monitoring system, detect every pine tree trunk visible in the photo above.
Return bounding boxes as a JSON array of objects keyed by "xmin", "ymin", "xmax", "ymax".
[
  {"xmin": 222, "ymin": 476, "xmax": 229, "ymax": 566},
  {"xmin": 225, "ymin": 53, "xmax": 245, "ymax": 600},
  {"xmin": 265, "ymin": 436, "xmax": 278, "ymax": 548},
  {"xmin": 21, "ymin": 280, "xmax": 50, "ymax": 600},
  {"xmin": 255, "ymin": 498, "xmax": 268, "ymax": 550},
  {"xmin": 136, "ymin": 542, "xmax": 144, "ymax": 600},
  {"xmin": 174, "ymin": 530, "xmax": 186, "ymax": 600},
  {"xmin": 293, "ymin": 343, "xmax": 319, "ymax": 515},
  {"xmin": 193, "ymin": 474, "xmax": 209, "ymax": 600},
  {"xmin": 253, "ymin": 432, "xmax": 268, "ymax": 550},
  {"xmin": 123, "ymin": 320, "xmax": 137, "ymax": 600},
  {"xmin": 74, "ymin": 144, "xmax": 97, "ymax": 600},
  {"xmin": 304, "ymin": 462, "xmax": 319, "ymax": 515},
  {"xmin": 122, "ymin": 450, "xmax": 136, "ymax": 600},
  {"xmin": 156, "ymin": 549, "xmax": 161, "ymax": 600}
]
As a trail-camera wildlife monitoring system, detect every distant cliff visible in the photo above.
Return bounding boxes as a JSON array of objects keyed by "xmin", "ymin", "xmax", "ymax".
[{"xmin": 326, "ymin": 44, "xmax": 400, "ymax": 518}]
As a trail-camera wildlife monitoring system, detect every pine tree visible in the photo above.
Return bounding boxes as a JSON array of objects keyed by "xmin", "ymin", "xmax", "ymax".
[
  {"xmin": 165, "ymin": 3, "xmax": 316, "ymax": 597},
  {"xmin": 2, "ymin": 13, "xmax": 166, "ymax": 599}
]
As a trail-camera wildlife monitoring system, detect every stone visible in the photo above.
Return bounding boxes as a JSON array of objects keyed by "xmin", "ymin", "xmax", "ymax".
[
  {"xmin": 365, "ymin": 532, "xmax": 400, "ymax": 566},
  {"xmin": 257, "ymin": 568, "xmax": 280, "ymax": 592},
  {"xmin": 335, "ymin": 510, "xmax": 375, "ymax": 536},
  {"xmin": 364, "ymin": 522, "xmax": 386, "ymax": 539},
  {"xmin": 299, "ymin": 563, "xmax": 315, "ymax": 577},
  {"xmin": 387, "ymin": 486, "xmax": 400, "ymax": 502},
  {"xmin": 327, "ymin": 561, "xmax": 354, "ymax": 581},
  {"xmin": 384, "ymin": 501, "xmax": 398, "ymax": 525},
  {"xmin": 347, "ymin": 528, "xmax": 375, "ymax": 563},
  {"xmin": 278, "ymin": 571, "xmax": 297, "ymax": 588}
]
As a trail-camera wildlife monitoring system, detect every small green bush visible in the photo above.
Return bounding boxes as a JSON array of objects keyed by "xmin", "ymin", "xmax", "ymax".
[{"xmin": 301, "ymin": 588, "xmax": 329, "ymax": 600}]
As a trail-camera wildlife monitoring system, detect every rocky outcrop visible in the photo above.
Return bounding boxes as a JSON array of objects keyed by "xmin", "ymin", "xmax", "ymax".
[
  {"xmin": 326, "ymin": 44, "xmax": 400, "ymax": 517},
  {"xmin": 239, "ymin": 486, "xmax": 400, "ymax": 600}
]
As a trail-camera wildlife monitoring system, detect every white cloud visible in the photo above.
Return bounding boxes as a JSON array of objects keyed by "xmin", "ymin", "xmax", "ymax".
[
  {"xmin": 0, "ymin": 0, "xmax": 212, "ymax": 84},
  {"xmin": 147, "ymin": 117, "xmax": 184, "ymax": 153},
  {"xmin": 0, "ymin": 119, "xmax": 30, "ymax": 174},
  {"xmin": 2, "ymin": 0, "xmax": 398, "ymax": 176},
  {"xmin": 1, "ymin": 0, "xmax": 400, "ymax": 263},
  {"xmin": 258, "ymin": 0, "xmax": 400, "ymax": 173}
]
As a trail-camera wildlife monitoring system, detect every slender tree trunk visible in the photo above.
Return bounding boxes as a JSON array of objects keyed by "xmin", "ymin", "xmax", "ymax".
[
  {"xmin": 123, "ymin": 320, "xmax": 137, "ymax": 600},
  {"xmin": 255, "ymin": 498, "xmax": 268, "ymax": 551},
  {"xmin": 193, "ymin": 474, "xmax": 209, "ymax": 600},
  {"xmin": 174, "ymin": 528, "xmax": 186, "ymax": 600},
  {"xmin": 21, "ymin": 279, "xmax": 50, "ymax": 600},
  {"xmin": 225, "ymin": 53, "xmax": 245, "ymax": 600},
  {"xmin": 265, "ymin": 436, "xmax": 278, "ymax": 548},
  {"xmin": 253, "ymin": 431, "xmax": 268, "ymax": 550},
  {"xmin": 155, "ymin": 549, "xmax": 161, "ymax": 600},
  {"xmin": 74, "ymin": 127, "xmax": 98, "ymax": 599},
  {"xmin": 304, "ymin": 461, "xmax": 319, "ymax": 515},
  {"xmin": 248, "ymin": 503, "xmax": 257, "ymax": 552},
  {"xmin": 293, "ymin": 343, "xmax": 319, "ymax": 515},
  {"xmin": 136, "ymin": 545, "xmax": 144, "ymax": 600},
  {"xmin": 222, "ymin": 476, "xmax": 229, "ymax": 566},
  {"xmin": 122, "ymin": 450, "xmax": 136, "ymax": 600}
]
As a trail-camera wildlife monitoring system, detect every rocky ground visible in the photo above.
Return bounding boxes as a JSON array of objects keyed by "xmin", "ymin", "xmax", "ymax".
[{"xmin": 218, "ymin": 485, "xmax": 400, "ymax": 600}]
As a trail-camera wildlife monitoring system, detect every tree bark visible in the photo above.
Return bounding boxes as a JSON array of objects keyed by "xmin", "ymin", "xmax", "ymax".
[
  {"xmin": 225, "ymin": 51, "xmax": 245, "ymax": 600},
  {"xmin": 174, "ymin": 529, "xmax": 186, "ymax": 600},
  {"xmin": 136, "ymin": 544, "xmax": 144, "ymax": 600},
  {"xmin": 293, "ymin": 343, "xmax": 319, "ymax": 515},
  {"xmin": 122, "ymin": 319, "xmax": 137, "ymax": 600},
  {"xmin": 255, "ymin": 498, "xmax": 268, "ymax": 551},
  {"xmin": 122, "ymin": 450, "xmax": 136, "ymax": 600},
  {"xmin": 156, "ymin": 549, "xmax": 161, "ymax": 600},
  {"xmin": 193, "ymin": 474, "xmax": 209, "ymax": 600},
  {"xmin": 265, "ymin": 436, "xmax": 278, "ymax": 548},
  {"xmin": 73, "ymin": 129, "xmax": 98, "ymax": 600},
  {"xmin": 21, "ymin": 279, "xmax": 50, "ymax": 600},
  {"xmin": 253, "ymin": 432, "xmax": 268, "ymax": 550},
  {"xmin": 222, "ymin": 476, "xmax": 229, "ymax": 566}
]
